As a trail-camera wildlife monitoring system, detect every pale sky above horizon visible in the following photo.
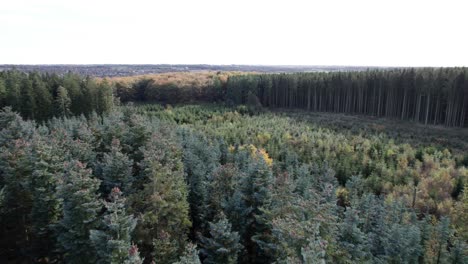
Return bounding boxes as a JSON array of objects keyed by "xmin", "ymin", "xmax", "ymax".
[{"xmin": 1, "ymin": 0, "xmax": 468, "ymax": 67}]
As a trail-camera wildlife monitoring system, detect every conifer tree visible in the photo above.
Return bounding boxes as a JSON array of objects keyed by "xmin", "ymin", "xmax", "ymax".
[
  {"xmin": 97, "ymin": 79, "xmax": 114, "ymax": 115},
  {"xmin": 55, "ymin": 86, "xmax": 71, "ymax": 117},
  {"xmin": 99, "ymin": 138, "xmax": 134, "ymax": 195},
  {"xmin": 172, "ymin": 243, "xmax": 201, "ymax": 264},
  {"xmin": 20, "ymin": 76, "xmax": 36, "ymax": 119},
  {"xmin": 179, "ymin": 129, "xmax": 221, "ymax": 236},
  {"xmin": 90, "ymin": 187, "xmax": 142, "ymax": 264},
  {"xmin": 0, "ymin": 137, "xmax": 34, "ymax": 258},
  {"xmin": 30, "ymin": 137, "xmax": 64, "ymax": 261},
  {"xmin": 129, "ymin": 133, "xmax": 191, "ymax": 263},
  {"xmin": 231, "ymin": 154, "xmax": 276, "ymax": 264},
  {"xmin": 56, "ymin": 160, "xmax": 102, "ymax": 264},
  {"xmin": 338, "ymin": 208, "xmax": 370, "ymax": 261},
  {"xmin": 0, "ymin": 78, "xmax": 6, "ymax": 106},
  {"xmin": 199, "ymin": 214, "xmax": 243, "ymax": 264},
  {"xmin": 32, "ymin": 75, "xmax": 53, "ymax": 121}
]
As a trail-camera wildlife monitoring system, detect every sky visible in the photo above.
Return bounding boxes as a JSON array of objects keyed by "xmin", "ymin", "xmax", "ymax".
[{"xmin": 1, "ymin": 0, "xmax": 468, "ymax": 66}]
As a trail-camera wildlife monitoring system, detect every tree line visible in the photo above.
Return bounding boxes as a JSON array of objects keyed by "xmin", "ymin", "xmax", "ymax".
[
  {"xmin": 0, "ymin": 70, "xmax": 114, "ymax": 120},
  {"xmin": 226, "ymin": 68, "xmax": 468, "ymax": 127},
  {"xmin": 3, "ymin": 68, "xmax": 468, "ymax": 128}
]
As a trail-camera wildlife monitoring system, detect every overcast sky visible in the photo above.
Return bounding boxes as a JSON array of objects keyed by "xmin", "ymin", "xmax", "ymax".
[{"xmin": 1, "ymin": 0, "xmax": 467, "ymax": 66}]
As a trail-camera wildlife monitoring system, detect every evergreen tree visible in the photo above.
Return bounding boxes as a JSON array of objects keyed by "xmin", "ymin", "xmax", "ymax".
[
  {"xmin": 99, "ymin": 138, "xmax": 134, "ymax": 195},
  {"xmin": 30, "ymin": 136, "xmax": 64, "ymax": 262},
  {"xmin": 97, "ymin": 79, "xmax": 114, "ymax": 115},
  {"xmin": 300, "ymin": 225, "xmax": 327, "ymax": 264},
  {"xmin": 231, "ymin": 154, "xmax": 276, "ymax": 264},
  {"xmin": 338, "ymin": 208, "xmax": 370, "ymax": 262},
  {"xmin": 199, "ymin": 215, "xmax": 243, "ymax": 264},
  {"xmin": 125, "ymin": 244, "xmax": 145, "ymax": 264},
  {"xmin": 56, "ymin": 161, "xmax": 101, "ymax": 264},
  {"xmin": 55, "ymin": 86, "xmax": 71, "ymax": 117},
  {"xmin": 172, "ymin": 243, "xmax": 201, "ymax": 264},
  {"xmin": 0, "ymin": 138, "xmax": 34, "ymax": 258},
  {"xmin": 20, "ymin": 76, "xmax": 36, "ymax": 119},
  {"xmin": 178, "ymin": 129, "xmax": 221, "ymax": 236},
  {"xmin": 129, "ymin": 133, "xmax": 191, "ymax": 263},
  {"xmin": 90, "ymin": 187, "xmax": 142, "ymax": 264},
  {"xmin": 32, "ymin": 74, "xmax": 53, "ymax": 121},
  {"xmin": 0, "ymin": 77, "xmax": 6, "ymax": 106}
]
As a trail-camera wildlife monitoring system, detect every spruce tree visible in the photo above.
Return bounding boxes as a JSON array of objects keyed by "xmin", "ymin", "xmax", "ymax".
[
  {"xmin": 172, "ymin": 243, "xmax": 201, "ymax": 264},
  {"xmin": 90, "ymin": 187, "xmax": 142, "ymax": 264},
  {"xmin": 32, "ymin": 74, "xmax": 53, "ymax": 121},
  {"xmin": 179, "ymin": 129, "xmax": 220, "ymax": 236},
  {"xmin": 129, "ymin": 133, "xmax": 191, "ymax": 263},
  {"xmin": 55, "ymin": 86, "xmax": 71, "ymax": 117},
  {"xmin": 233, "ymin": 155, "xmax": 276, "ymax": 264},
  {"xmin": 20, "ymin": 76, "xmax": 36, "ymax": 119},
  {"xmin": 30, "ymin": 137, "xmax": 64, "ymax": 262},
  {"xmin": 56, "ymin": 160, "xmax": 102, "ymax": 264},
  {"xmin": 97, "ymin": 79, "xmax": 114, "ymax": 115},
  {"xmin": 99, "ymin": 138, "xmax": 134, "ymax": 195},
  {"xmin": 199, "ymin": 215, "xmax": 243, "ymax": 264},
  {"xmin": 338, "ymin": 208, "xmax": 370, "ymax": 261}
]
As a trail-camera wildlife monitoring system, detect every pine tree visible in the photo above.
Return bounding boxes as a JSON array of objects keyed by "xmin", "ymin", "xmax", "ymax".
[
  {"xmin": 199, "ymin": 215, "xmax": 243, "ymax": 264},
  {"xmin": 99, "ymin": 138, "xmax": 134, "ymax": 195},
  {"xmin": 56, "ymin": 160, "xmax": 102, "ymax": 264},
  {"xmin": 90, "ymin": 187, "xmax": 142, "ymax": 264}
]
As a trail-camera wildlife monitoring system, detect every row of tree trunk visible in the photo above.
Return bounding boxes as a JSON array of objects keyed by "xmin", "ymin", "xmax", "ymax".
[{"xmin": 226, "ymin": 68, "xmax": 468, "ymax": 127}]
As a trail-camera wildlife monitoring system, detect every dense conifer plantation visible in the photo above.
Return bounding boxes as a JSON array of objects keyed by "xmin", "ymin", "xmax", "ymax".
[
  {"xmin": 0, "ymin": 71, "xmax": 114, "ymax": 120},
  {"xmin": 226, "ymin": 68, "xmax": 468, "ymax": 127}
]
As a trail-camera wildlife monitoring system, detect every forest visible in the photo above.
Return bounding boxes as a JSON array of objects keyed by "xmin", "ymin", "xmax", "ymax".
[{"xmin": 0, "ymin": 69, "xmax": 467, "ymax": 264}]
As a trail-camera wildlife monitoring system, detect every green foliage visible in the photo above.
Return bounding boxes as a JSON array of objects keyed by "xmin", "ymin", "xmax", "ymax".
[
  {"xmin": 0, "ymin": 100, "xmax": 467, "ymax": 263},
  {"xmin": 98, "ymin": 138, "xmax": 134, "ymax": 195},
  {"xmin": 226, "ymin": 68, "xmax": 468, "ymax": 127},
  {"xmin": 55, "ymin": 86, "xmax": 72, "ymax": 117},
  {"xmin": 172, "ymin": 243, "xmax": 201, "ymax": 264},
  {"xmin": 30, "ymin": 136, "xmax": 64, "ymax": 261},
  {"xmin": 56, "ymin": 161, "xmax": 102, "ymax": 264},
  {"xmin": 90, "ymin": 187, "xmax": 142, "ymax": 264},
  {"xmin": 129, "ymin": 132, "xmax": 191, "ymax": 263},
  {"xmin": 199, "ymin": 215, "xmax": 243, "ymax": 264},
  {"xmin": 0, "ymin": 70, "xmax": 114, "ymax": 120}
]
